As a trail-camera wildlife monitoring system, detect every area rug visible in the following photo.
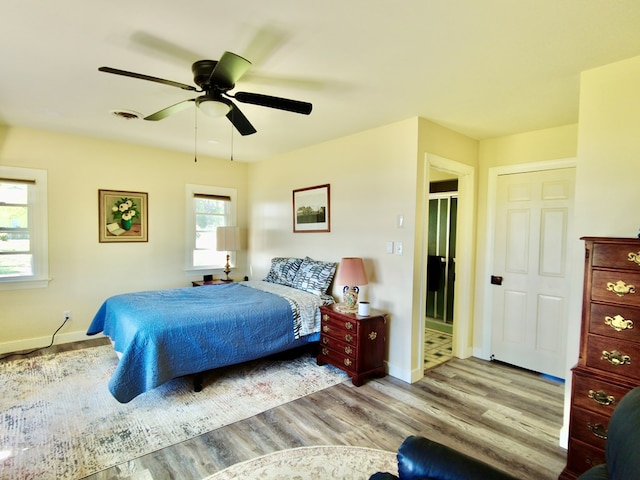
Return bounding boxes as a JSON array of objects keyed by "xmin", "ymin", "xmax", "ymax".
[
  {"xmin": 0, "ymin": 345, "xmax": 348, "ymax": 480},
  {"xmin": 206, "ymin": 445, "xmax": 398, "ymax": 479}
]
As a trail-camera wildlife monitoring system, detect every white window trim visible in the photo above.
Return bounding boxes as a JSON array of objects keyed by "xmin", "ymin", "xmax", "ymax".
[
  {"xmin": 185, "ymin": 184, "xmax": 237, "ymax": 275},
  {"xmin": 0, "ymin": 166, "xmax": 50, "ymax": 290}
]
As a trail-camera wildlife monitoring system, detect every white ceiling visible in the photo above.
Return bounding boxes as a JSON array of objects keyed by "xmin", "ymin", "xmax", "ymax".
[{"xmin": 3, "ymin": 0, "xmax": 640, "ymax": 162}]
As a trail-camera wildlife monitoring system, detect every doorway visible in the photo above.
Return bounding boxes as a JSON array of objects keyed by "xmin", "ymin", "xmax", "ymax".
[
  {"xmin": 426, "ymin": 181, "xmax": 458, "ymax": 334},
  {"xmin": 421, "ymin": 154, "xmax": 474, "ymax": 374}
]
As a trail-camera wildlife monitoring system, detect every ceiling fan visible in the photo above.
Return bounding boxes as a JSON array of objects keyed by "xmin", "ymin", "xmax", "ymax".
[{"xmin": 99, "ymin": 51, "xmax": 312, "ymax": 136}]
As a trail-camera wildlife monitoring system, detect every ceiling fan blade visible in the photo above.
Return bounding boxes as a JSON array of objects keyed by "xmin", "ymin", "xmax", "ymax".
[
  {"xmin": 209, "ymin": 51, "xmax": 251, "ymax": 89},
  {"xmin": 226, "ymin": 102, "xmax": 257, "ymax": 136},
  {"xmin": 99, "ymin": 66, "xmax": 197, "ymax": 91},
  {"xmin": 144, "ymin": 98, "xmax": 196, "ymax": 121},
  {"xmin": 234, "ymin": 92, "xmax": 312, "ymax": 115}
]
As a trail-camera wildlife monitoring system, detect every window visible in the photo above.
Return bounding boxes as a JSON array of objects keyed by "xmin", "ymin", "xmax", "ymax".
[
  {"xmin": 0, "ymin": 166, "xmax": 49, "ymax": 289},
  {"xmin": 185, "ymin": 184, "xmax": 236, "ymax": 273}
]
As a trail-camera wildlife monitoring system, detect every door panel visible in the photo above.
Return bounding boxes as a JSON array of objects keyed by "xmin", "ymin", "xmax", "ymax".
[{"xmin": 491, "ymin": 168, "xmax": 575, "ymax": 378}]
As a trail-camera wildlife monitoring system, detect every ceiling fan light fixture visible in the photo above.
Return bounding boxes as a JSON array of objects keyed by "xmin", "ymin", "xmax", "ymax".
[{"xmin": 197, "ymin": 97, "xmax": 231, "ymax": 117}]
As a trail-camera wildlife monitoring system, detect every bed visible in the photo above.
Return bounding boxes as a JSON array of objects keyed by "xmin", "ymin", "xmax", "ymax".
[{"xmin": 87, "ymin": 257, "xmax": 337, "ymax": 403}]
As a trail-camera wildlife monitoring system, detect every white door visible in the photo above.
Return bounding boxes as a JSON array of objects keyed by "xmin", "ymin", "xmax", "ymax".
[{"xmin": 491, "ymin": 167, "xmax": 575, "ymax": 378}]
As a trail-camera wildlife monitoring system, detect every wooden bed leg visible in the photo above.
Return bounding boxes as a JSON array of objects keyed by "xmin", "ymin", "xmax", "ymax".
[{"xmin": 193, "ymin": 372, "xmax": 203, "ymax": 392}]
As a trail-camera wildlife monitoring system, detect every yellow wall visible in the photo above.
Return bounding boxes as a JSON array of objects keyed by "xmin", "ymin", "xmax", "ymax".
[
  {"xmin": 559, "ymin": 54, "xmax": 640, "ymax": 446},
  {"xmin": 0, "ymin": 126, "xmax": 248, "ymax": 352},
  {"xmin": 248, "ymin": 117, "xmax": 478, "ymax": 381}
]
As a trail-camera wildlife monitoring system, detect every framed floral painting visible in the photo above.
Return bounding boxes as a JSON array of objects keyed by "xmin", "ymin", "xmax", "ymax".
[{"xmin": 98, "ymin": 189, "xmax": 148, "ymax": 242}]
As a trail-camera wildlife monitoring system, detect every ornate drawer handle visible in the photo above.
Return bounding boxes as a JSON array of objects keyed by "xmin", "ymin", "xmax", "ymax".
[
  {"xmin": 588, "ymin": 389, "xmax": 616, "ymax": 406},
  {"xmin": 322, "ymin": 337, "xmax": 329, "ymax": 344},
  {"xmin": 369, "ymin": 331, "xmax": 378, "ymax": 340},
  {"xmin": 344, "ymin": 358, "xmax": 352, "ymax": 367},
  {"xmin": 345, "ymin": 334, "xmax": 353, "ymax": 342},
  {"xmin": 322, "ymin": 325, "xmax": 330, "ymax": 333},
  {"xmin": 322, "ymin": 314, "xmax": 330, "ymax": 321},
  {"xmin": 322, "ymin": 347, "xmax": 329, "ymax": 356},
  {"xmin": 586, "ymin": 456, "xmax": 604, "ymax": 468},
  {"xmin": 345, "ymin": 346, "xmax": 353, "ymax": 355},
  {"xmin": 345, "ymin": 321, "xmax": 353, "ymax": 330},
  {"xmin": 601, "ymin": 350, "xmax": 631, "ymax": 366},
  {"xmin": 628, "ymin": 251, "xmax": 640, "ymax": 266},
  {"xmin": 606, "ymin": 280, "xmax": 636, "ymax": 297},
  {"xmin": 604, "ymin": 315, "xmax": 634, "ymax": 332},
  {"xmin": 587, "ymin": 422, "xmax": 608, "ymax": 440}
]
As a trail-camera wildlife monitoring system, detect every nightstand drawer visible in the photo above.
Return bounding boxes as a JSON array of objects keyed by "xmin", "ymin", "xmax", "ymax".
[
  {"xmin": 565, "ymin": 438, "xmax": 605, "ymax": 476},
  {"xmin": 321, "ymin": 335, "xmax": 357, "ymax": 356}
]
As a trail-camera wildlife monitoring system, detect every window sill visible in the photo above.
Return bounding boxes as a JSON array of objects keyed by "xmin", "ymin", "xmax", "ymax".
[{"xmin": 0, "ymin": 278, "xmax": 51, "ymax": 291}]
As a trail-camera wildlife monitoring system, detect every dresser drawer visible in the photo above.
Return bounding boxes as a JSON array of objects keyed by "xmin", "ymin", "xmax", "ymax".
[
  {"xmin": 569, "ymin": 406, "xmax": 610, "ymax": 449},
  {"xmin": 565, "ymin": 438, "xmax": 605, "ymax": 476},
  {"xmin": 319, "ymin": 345, "xmax": 356, "ymax": 372},
  {"xmin": 572, "ymin": 371, "xmax": 632, "ymax": 415},
  {"xmin": 585, "ymin": 335, "xmax": 640, "ymax": 382},
  {"xmin": 591, "ymin": 270, "xmax": 640, "ymax": 307},
  {"xmin": 592, "ymin": 242, "xmax": 640, "ymax": 270},
  {"xmin": 589, "ymin": 303, "xmax": 639, "ymax": 341}
]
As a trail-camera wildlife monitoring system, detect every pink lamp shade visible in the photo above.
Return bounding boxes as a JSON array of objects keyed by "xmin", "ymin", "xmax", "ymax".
[{"xmin": 335, "ymin": 257, "xmax": 368, "ymax": 311}]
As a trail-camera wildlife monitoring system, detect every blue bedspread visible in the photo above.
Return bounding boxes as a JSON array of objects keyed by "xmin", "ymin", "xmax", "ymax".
[{"xmin": 87, "ymin": 282, "xmax": 321, "ymax": 403}]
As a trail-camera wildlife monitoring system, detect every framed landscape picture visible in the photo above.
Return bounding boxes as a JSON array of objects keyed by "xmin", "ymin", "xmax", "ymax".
[
  {"xmin": 98, "ymin": 189, "xmax": 148, "ymax": 242},
  {"xmin": 292, "ymin": 184, "xmax": 330, "ymax": 233}
]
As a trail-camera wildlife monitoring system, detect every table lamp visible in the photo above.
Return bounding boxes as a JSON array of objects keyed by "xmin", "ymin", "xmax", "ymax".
[
  {"xmin": 335, "ymin": 257, "xmax": 368, "ymax": 313},
  {"xmin": 216, "ymin": 226, "xmax": 240, "ymax": 282}
]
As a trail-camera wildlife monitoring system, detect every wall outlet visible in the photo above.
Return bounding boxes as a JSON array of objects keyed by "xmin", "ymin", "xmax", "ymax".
[
  {"xmin": 395, "ymin": 242, "xmax": 403, "ymax": 255},
  {"xmin": 63, "ymin": 310, "xmax": 71, "ymax": 321}
]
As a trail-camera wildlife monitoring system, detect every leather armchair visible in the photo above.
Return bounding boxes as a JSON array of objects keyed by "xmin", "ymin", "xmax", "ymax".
[{"xmin": 369, "ymin": 435, "xmax": 517, "ymax": 480}]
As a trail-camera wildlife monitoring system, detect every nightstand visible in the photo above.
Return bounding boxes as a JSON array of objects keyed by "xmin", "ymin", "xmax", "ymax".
[
  {"xmin": 191, "ymin": 279, "xmax": 233, "ymax": 287},
  {"xmin": 317, "ymin": 304, "xmax": 387, "ymax": 386}
]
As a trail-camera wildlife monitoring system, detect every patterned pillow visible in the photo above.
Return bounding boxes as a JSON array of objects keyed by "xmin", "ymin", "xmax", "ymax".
[
  {"xmin": 263, "ymin": 257, "xmax": 304, "ymax": 287},
  {"xmin": 290, "ymin": 257, "xmax": 337, "ymax": 295}
]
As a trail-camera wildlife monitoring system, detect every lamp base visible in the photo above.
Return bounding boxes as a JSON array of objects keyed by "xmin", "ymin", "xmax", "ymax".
[{"xmin": 335, "ymin": 302, "xmax": 358, "ymax": 314}]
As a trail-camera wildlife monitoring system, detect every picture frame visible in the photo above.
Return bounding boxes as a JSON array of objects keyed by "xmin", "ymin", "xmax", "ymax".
[
  {"xmin": 98, "ymin": 189, "xmax": 148, "ymax": 243},
  {"xmin": 293, "ymin": 184, "xmax": 330, "ymax": 233}
]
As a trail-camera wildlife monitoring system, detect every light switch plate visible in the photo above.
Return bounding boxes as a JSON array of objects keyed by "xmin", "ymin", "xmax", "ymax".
[
  {"xmin": 386, "ymin": 241, "xmax": 394, "ymax": 254},
  {"xmin": 395, "ymin": 242, "xmax": 403, "ymax": 255}
]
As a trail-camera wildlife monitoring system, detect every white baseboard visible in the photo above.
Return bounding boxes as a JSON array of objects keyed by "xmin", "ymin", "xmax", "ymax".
[{"xmin": 0, "ymin": 329, "xmax": 102, "ymax": 355}]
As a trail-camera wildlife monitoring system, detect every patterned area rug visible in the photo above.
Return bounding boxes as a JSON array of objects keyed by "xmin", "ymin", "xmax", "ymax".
[
  {"xmin": 206, "ymin": 445, "xmax": 398, "ymax": 479},
  {"xmin": 0, "ymin": 345, "xmax": 348, "ymax": 480}
]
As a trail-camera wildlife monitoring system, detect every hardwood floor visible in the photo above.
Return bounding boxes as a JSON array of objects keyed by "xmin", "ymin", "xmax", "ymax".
[{"xmin": 81, "ymin": 353, "xmax": 567, "ymax": 480}]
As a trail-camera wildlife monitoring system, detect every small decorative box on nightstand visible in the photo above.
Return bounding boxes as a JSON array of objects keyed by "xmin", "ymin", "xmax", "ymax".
[{"xmin": 317, "ymin": 304, "xmax": 387, "ymax": 386}]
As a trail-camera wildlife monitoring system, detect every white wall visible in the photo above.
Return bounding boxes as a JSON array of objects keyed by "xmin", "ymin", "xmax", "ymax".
[{"xmin": 0, "ymin": 126, "xmax": 248, "ymax": 353}]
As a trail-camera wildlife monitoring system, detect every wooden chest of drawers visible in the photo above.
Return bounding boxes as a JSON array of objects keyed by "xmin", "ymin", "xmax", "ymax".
[
  {"xmin": 559, "ymin": 237, "xmax": 640, "ymax": 479},
  {"xmin": 317, "ymin": 304, "xmax": 387, "ymax": 386}
]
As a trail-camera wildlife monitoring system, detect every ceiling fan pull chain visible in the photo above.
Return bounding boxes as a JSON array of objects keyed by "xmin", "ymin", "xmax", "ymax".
[
  {"xmin": 194, "ymin": 107, "xmax": 198, "ymax": 163},
  {"xmin": 230, "ymin": 109, "xmax": 234, "ymax": 161}
]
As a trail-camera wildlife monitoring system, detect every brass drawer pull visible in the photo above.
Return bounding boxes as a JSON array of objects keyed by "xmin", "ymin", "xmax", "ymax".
[
  {"xmin": 604, "ymin": 314, "xmax": 634, "ymax": 332},
  {"xmin": 344, "ymin": 358, "xmax": 352, "ymax": 367},
  {"xmin": 345, "ymin": 346, "xmax": 353, "ymax": 355},
  {"xmin": 322, "ymin": 325, "xmax": 330, "ymax": 333},
  {"xmin": 628, "ymin": 251, "xmax": 640, "ymax": 266},
  {"xmin": 322, "ymin": 337, "xmax": 329, "ymax": 344},
  {"xmin": 587, "ymin": 422, "xmax": 608, "ymax": 440},
  {"xmin": 345, "ymin": 334, "xmax": 353, "ymax": 342},
  {"xmin": 322, "ymin": 313, "xmax": 330, "ymax": 321},
  {"xmin": 606, "ymin": 280, "xmax": 636, "ymax": 297},
  {"xmin": 588, "ymin": 389, "xmax": 616, "ymax": 406},
  {"xmin": 345, "ymin": 321, "xmax": 353, "ymax": 330},
  {"xmin": 369, "ymin": 331, "xmax": 378, "ymax": 340},
  {"xmin": 601, "ymin": 350, "xmax": 631, "ymax": 366},
  {"xmin": 322, "ymin": 347, "xmax": 329, "ymax": 356}
]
